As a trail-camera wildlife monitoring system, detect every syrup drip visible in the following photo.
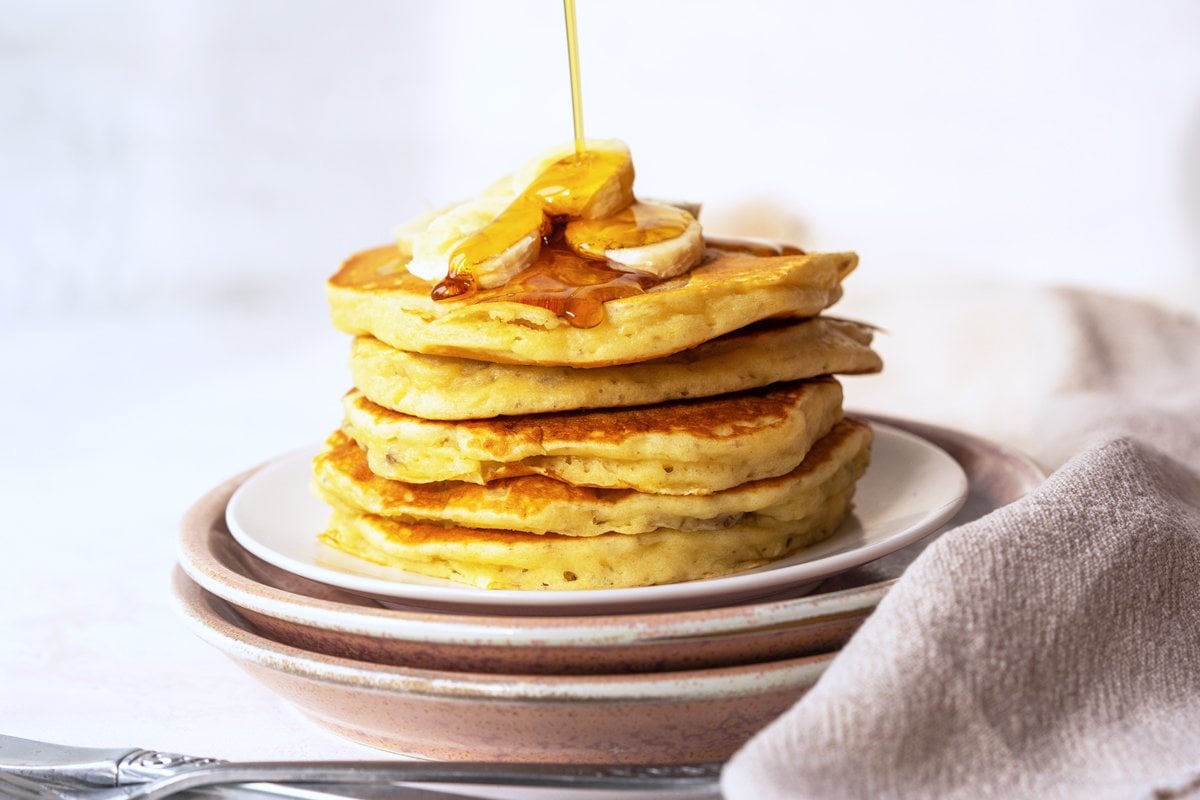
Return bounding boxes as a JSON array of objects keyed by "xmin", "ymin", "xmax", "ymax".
[
  {"xmin": 563, "ymin": 0, "xmax": 585, "ymax": 154},
  {"xmin": 466, "ymin": 240, "xmax": 651, "ymax": 329},
  {"xmin": 431, "ymin": 274, "xmax": 473, "ymax": 300}
]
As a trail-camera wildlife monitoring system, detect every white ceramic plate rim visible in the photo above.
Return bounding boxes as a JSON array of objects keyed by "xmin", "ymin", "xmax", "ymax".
[{"xmin": 224, "ymin": 421, "xmax": 968, "ymax": 613}]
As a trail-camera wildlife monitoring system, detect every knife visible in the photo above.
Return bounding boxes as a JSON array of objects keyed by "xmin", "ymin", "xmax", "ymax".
[{"xmin": 0, "ymin": 734, "xmax": 722, "ymax": 798}]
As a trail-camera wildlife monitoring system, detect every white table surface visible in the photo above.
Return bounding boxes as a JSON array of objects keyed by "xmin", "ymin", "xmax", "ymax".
[
  {"xmin": 0, "ymin": 296, "xmax": 369, "ymax": 759},
  {"xmin": 0, "ymin": 292, "xmax": 731, "ymax": 798},
  {"xmin": 1, "ymin": 280, "xmax": 1189, "ymax": 796}
]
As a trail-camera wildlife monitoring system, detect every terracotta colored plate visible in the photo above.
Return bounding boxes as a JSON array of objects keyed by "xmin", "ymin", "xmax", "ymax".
[
  {"xmin": 176, "ymin": 416, "xmax": 1042, "ymax": 675},
  {"xmin": 171, "ymin": 568, "xmax": 833, "ymax": 764}
]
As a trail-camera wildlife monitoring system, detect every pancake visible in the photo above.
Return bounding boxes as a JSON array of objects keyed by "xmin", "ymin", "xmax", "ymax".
[
  {"xmin": 313, "ymin": 419, "xmax": 871, "ymax": 537},
  {"xmin": 316, "ymin": 422, "xmax": 871, "ymax": 590},
  {"xmin": 320, "ymin": 489, "xmax": 854, "ymax": 591},
  {"xmin": 349, "ymin": 316, "xmax": 882, "ymax": 420},
  {"xmin": 326, "ymin": 244, "xmax": 857, "ymax": 367},
  {"xmin": 340, "ymin": 378, "xmax": 845, "ymax": 494}
]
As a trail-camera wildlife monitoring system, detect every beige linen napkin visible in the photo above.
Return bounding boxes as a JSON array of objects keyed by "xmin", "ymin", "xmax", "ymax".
[{"xmin": 722, "ymin": 288, "xmax": 1200, "ymax": 799}]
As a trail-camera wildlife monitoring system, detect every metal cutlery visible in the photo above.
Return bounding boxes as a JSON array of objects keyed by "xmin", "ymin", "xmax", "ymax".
[
  {"xmin": 0, "ymin": 770, "xmax": 482, "ymax": 800},
  {"xmin": 0, "ymin": 735, "xmax": 722, "ymax": 799}
]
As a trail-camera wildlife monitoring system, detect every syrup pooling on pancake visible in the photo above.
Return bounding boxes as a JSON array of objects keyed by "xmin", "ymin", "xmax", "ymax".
[
  {"xmin": 464, "ymin": 238, "xmax": 655, "ymax": 329},
  {"xmin": 325, "ymin": 244, "xmax": 857, "ymax": 367}
]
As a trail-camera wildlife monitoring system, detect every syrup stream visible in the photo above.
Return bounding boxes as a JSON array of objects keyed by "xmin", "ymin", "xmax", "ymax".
[
  {"xmin": 563, "ymin": 0, "xmax": 585, "ymax": 154},
  {"xmin": 428, "ymin": 1, "xmax": 688, "ymax": 328}
]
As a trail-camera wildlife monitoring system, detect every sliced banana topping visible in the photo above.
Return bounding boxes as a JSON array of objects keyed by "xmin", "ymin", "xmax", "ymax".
[
  {"xmin": 604, "ymin": 217, "xmax": 704, "ymax": 279},
  {"xmin": 394, "ymin": 202, "xmax": 457, "ymax": 260},
  {"xmin": 512, "ymin": 138, "xmax": 634, "ymax": 218},
  {"xmin": 445, "ymin": 142, "xmax": 635, "ymax": 289},
  {"xmin": 399, "ymin": 140, "xmax": 636, "ymax": 290},
  {"xmin": 642, "ymin": 198, "xmax": 702, "ymax": 220},
  {"xmin": 405, "ymin": 196, "xmax": 542, "ymax": 284},
  {"xmin": 565, "ymin": 202, "xmax": 705, "ymax": 279},
  {"xmin": 395, "ymin": 139, "xmax": 707, "ymax": 293},
  {"xmin": 526, "ymin": 146, "xmax": 634, "ymax": 219}
]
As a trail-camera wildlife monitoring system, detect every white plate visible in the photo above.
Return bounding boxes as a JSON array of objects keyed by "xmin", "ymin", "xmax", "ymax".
[{"xmin": 226, "ymin": 422, "xmax": 968, "ymax": 614}]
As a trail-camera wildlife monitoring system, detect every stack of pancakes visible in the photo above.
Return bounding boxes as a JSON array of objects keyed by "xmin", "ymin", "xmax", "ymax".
[{"xmin": 313, "ymin": 242, "xmax": 882, "ymax": 590}]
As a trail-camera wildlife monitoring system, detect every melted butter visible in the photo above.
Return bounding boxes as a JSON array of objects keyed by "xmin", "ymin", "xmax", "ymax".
[
  {"xmin": 565, "ymin": 202, "xmax": 691, "ymax": 258},
  {"xmin": 465, "ymin": 240, "xmax": 652, "ymax": 328}
]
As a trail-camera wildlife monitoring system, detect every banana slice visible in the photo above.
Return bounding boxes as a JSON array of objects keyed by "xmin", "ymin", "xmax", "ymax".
[
  {"xmin": 394, "ymin": 202, "xmax": 458, "ymax": 259},
  {"xmin": 643, "ymin": 198, "xmax": 702, "ymax": 219},
  {"xmin": 606, "ymin": 217, "xmax": 704, "ymax": 278},
  {"xmin": 564, "ymin": 202, "xmax": 705, "ymax": 279},
  {"xmin": 511, "ymin": 139, "xmax": 633, "ymax": 215},
  {"xmin": 445, "ymin": 198, "xmax": 548, "ymax": 289},
  {"xmin": 405, "ymin": 196, "xmax": 543, "ymax": 286},
  {"xmin": 526, "ymin": 144, "xmax": 634, "ymax": 219},
  {"xmin": 404, "ymin": 200, "xmax": 543, "ymax": 291}
]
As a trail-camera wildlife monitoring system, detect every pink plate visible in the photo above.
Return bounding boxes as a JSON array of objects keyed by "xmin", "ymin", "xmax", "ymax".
[{"xmin": 172, "ymin": 569, "xmax": 833, "ymax": 764}]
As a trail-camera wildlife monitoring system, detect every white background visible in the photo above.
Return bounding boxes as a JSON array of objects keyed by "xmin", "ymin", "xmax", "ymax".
[
  {"xmin": 1, "ymin": 0, "xmax": 1199, "ymax": 769},
  {"xmin": 4, "ymin": 0, "xmax": 1200, "ymax": 317}
]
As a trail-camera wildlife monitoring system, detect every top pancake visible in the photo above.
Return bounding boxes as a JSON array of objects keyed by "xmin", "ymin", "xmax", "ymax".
[{"xmin": 327, "ymin": 244, "xmax": 858, "ymax": 367}]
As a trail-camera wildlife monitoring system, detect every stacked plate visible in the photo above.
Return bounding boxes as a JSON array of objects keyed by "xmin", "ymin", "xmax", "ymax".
[{"xmin": 173, "ymin": 415, "xmax": 1041, "ymax": 763}]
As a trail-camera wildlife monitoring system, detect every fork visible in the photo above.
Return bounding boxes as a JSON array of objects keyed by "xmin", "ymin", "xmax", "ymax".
[
  {"xmin": 0, "ymin": 771, "xmax": 495, "ymax": 800},
  {"xmin": 0, "ymin": 773, "xmax": 468, "ymax": 800},
  {"xmin": 0, "ymin": 734, "xmax": 722, "ymax": 799}
]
